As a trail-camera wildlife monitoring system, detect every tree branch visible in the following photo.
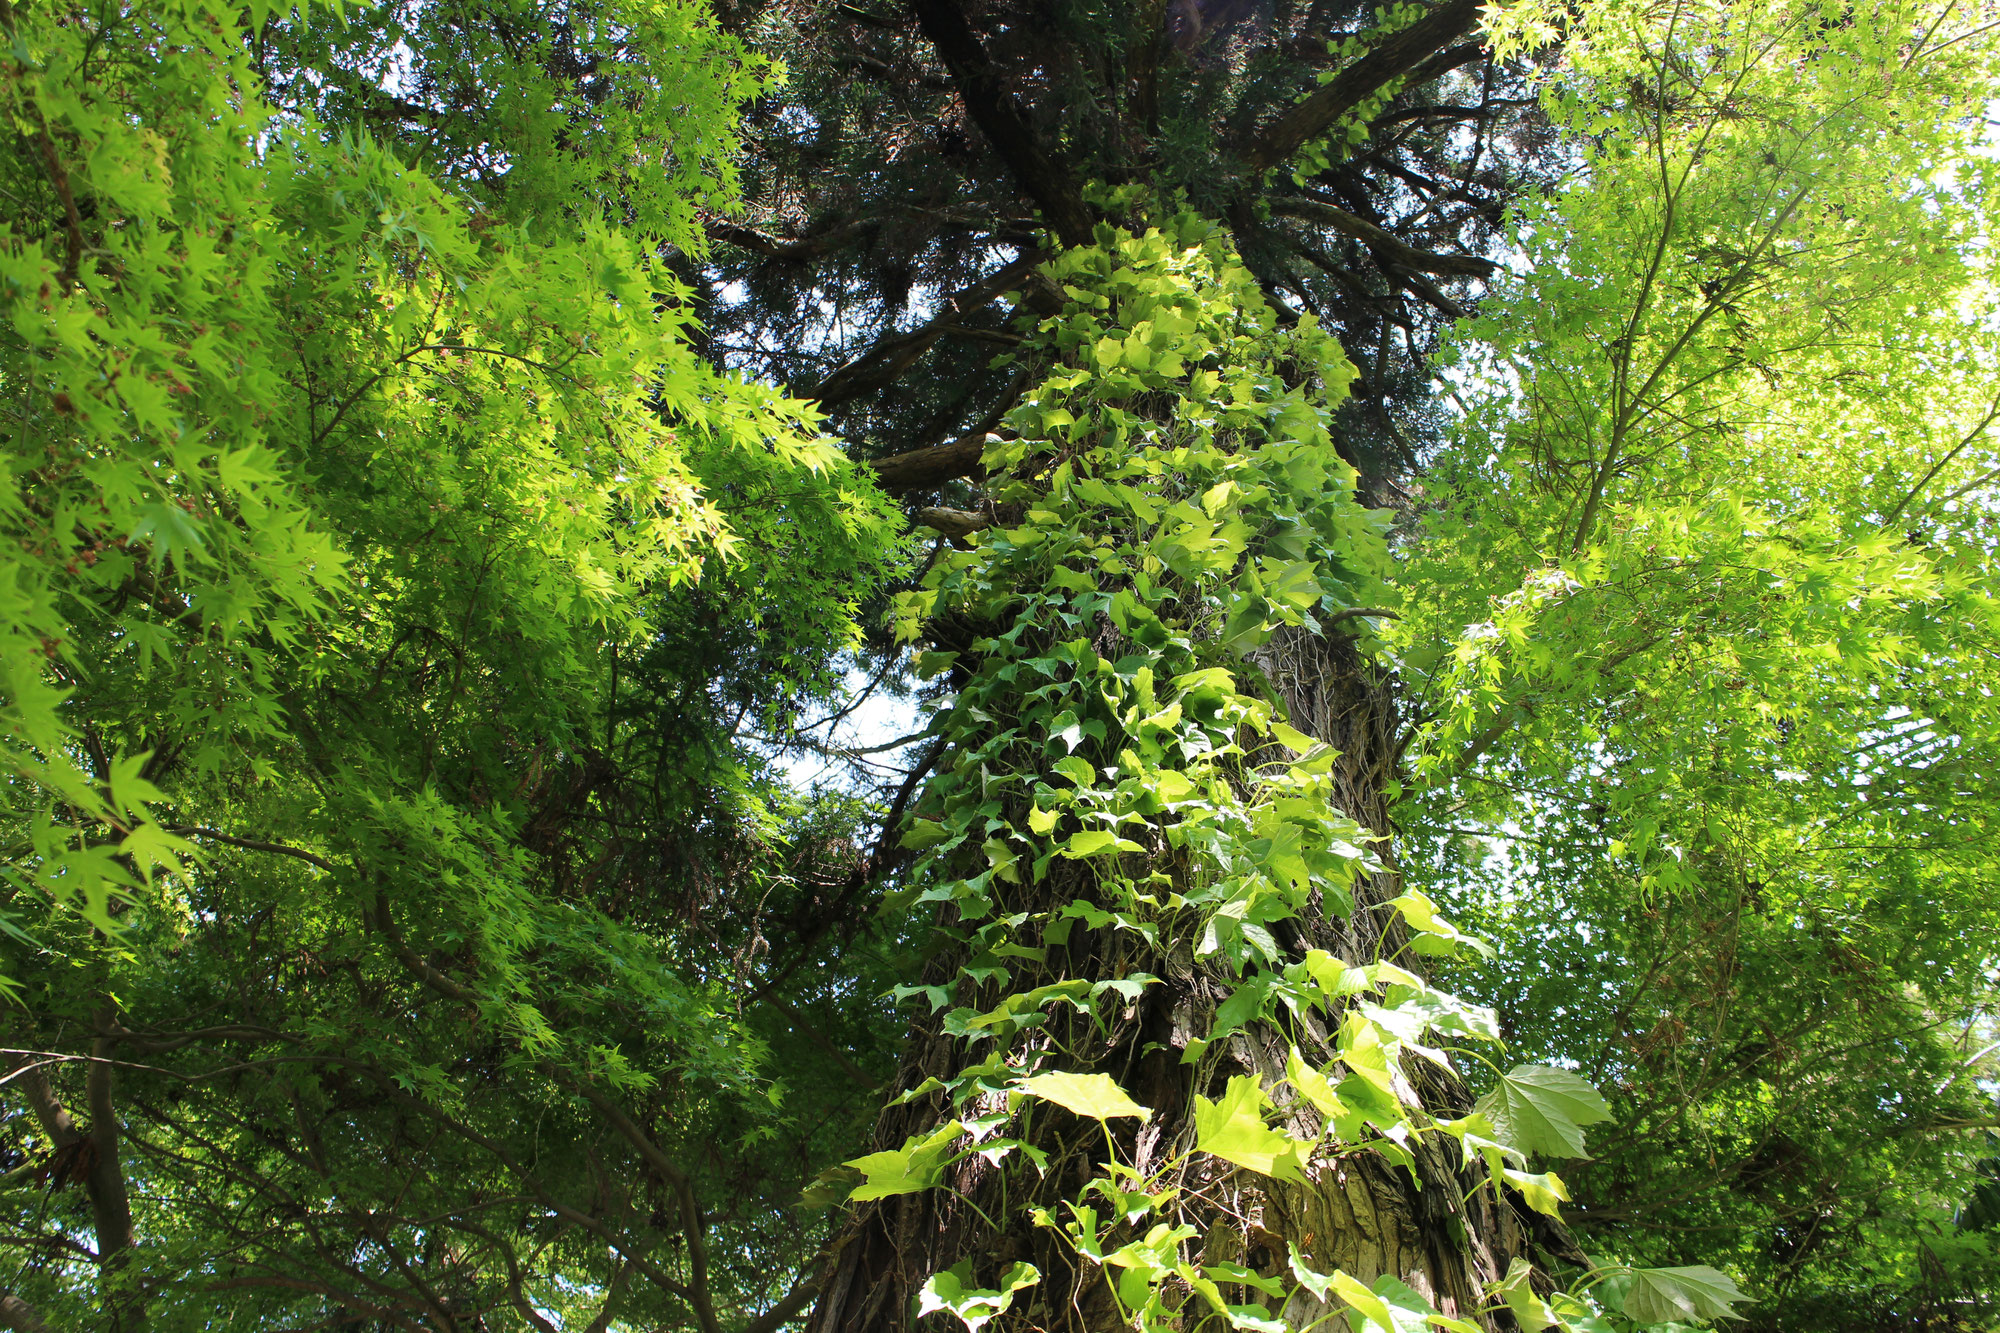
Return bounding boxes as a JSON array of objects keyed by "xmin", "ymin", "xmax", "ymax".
[
  {"xmin": 867, "ymin": 429, "xmax": 997, "ymax": 492},
  {"xmin": 759, "ymin": 993, "xmax": 885, "ymax": 1090},
  {"xmin": 1269, "ymin": 197, "xmax": 1496, "ymax": 278},
  {"xmin": 167, "ymin": 827, "xmax": 337, "ymax": 874},
  {"xmin": 1881, "ymin": 382, "xmax": 2000, "ymax": 527},
  {"xmin": 915, "ymin": 506, "xmax": 990, "ymax": 545},
  {"xmin": 904, "ymin": 0, "xmax": 1095, "ymax": 245},
  {"xmin": 705, "ymin": 216, "xmax": 883, "ymax": 262},
  {"xmin": 814, "ymin": 253, "xmax": 1046, "ymax": 411},
  {"xmin": 557, "ymin": 1075, "xmax": 723, "ymax": 1333},
  {"xmin": 1240, "ymin": 1, "xmax": 1487, "ymax": 173},
  {"xmin": 70, "ymin": 1012, "xmax": 141, "ymax": 1327},
  {"xmin": 742, "ymin": 1266, "xmax": 826, "ymax": 1333}
]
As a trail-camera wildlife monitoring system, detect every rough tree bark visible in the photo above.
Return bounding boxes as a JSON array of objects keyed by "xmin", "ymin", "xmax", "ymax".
[{"xmin": 809, "ymin": 626, "xmax": 1545, "ymax": 1333}]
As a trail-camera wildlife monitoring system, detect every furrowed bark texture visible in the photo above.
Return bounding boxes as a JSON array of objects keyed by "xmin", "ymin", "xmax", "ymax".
[{"xmin": 810, "ymin": 629, "xmax": 1534, "ymax": 1333}]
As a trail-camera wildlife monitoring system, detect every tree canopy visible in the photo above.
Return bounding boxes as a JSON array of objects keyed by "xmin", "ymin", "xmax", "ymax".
[{"xmin": 0, "ymin": 0, "xmax": 1995, "ymax": 1330}]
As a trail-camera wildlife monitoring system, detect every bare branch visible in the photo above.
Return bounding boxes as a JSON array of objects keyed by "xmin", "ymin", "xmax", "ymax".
[
  {"xmin": 867, "ymin": 429, "xmax": 998, "ymax": 492},
  {"xmin": 705, "ymin": 216, "xmax": 882, "ymax": 261},
  {"xmin": 1240, "ymin": 1, "xmax": 1486, "ymax": 173},
  {"xmin": 167, "ymin": 827, "xmax": 337, "ymax": 874},
  {"xmin": 1269, "ymin": 197, "xmax": 1496, "ymax": 278},
  {"xmin": 916, "ymin": 506, "xmax": 990, "ymax": 545},
  {"xmin": 814, "ymin": 253, "xmax": 1046, "ymax": 410}
]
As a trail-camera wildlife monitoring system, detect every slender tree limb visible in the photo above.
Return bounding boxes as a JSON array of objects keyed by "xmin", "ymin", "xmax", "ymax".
[
  {"xmin": 1455, "ymin": 711, "xmax": 1519, "ymax": 772},
  {"xmin": 741, "ymin": 736, "xmax": 945, "ymax": 1012},
  {"xmin": 742, "ymin": 1266, "xmax": 826, "ymax": 1333},
  {"xmin": 1269, "ymin": 197, "xmax": 1496, "ymax": 277},
  {"xmin": 366, "ymin": 898, "xmax": 736, "ymax": 1333},
  {"xmin": 814, "ymin": 252, "xmax": 1045, "ymax": 410},
  {"xmin": 33, "ymin": 127, "xmax": 83, "ymax": 292},
  {"xmin": 0, "ymin": 0, "xmax": 88, "ymax": 293},
  {"xmin": 1279, "ymin": 232, "xmax": 1414, "ymax": 327},
  {"xmin": 7, "ymin": 1057, "xmax": 82, "ymax": 1147},
  {"xmin": 916, "ymin": 506, "xmax": 990, "ymax": 545},
  {"xmin": 81, "ymin": 1011, "xmax": 140, "ymax": 1328},
  {"xmin": 203, "ymin": 1273, "xmax": 425, "ymax": 1331},
  {"xmin": 1239, "ymin": 0, "xmax": 1486, "ymax": 173},
  {"xmin": 1376, "ymin": 96, "xmax": 1534, "ymax": 125},
  {"xmin": 1387, "ymin": 40, "xmax": 1491, "ymax": 105},
  {"xmin": 705, "ymin": 216, "xmax": 882, "ymax": 261},
  {"xmin": 1881, "ymin": 382, "xmax": 2000, "ymax": 527},
  {"xmin": 581, "ymin": 1260, "xmax": 632, "ymax": 1333},
  {"xmin": 835, "ymin": 2, "xmax": 901, "ymax": 29},
  {"xmin": 352, "ymin": 1055, "xmax": 711, "ymax": 1319},
  {"xmin": 758, "ymin": 993, "xmax": 885, "ymax": 1090},
  {"xmin": 556, "ymin": 1075, "xmax": 723, "ymax": 1333},
  {"xmin": 167, "ymin": 827, "xmax": 337, "ymax": 874},
  {"xmin": 1385, "ymin": 263, "xmax": 1470, "ymax": 318}
]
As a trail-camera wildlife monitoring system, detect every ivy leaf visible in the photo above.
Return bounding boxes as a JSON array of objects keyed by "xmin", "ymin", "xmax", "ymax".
[
  {"xmin": 1054, "ymin": 756, "xmax": 1096, "ymax": 787},
  {"xmin": 1211, "ymin": 972, "xmax": 1273, "ymax": 1042},
  {"xmin": 1474, "ymin": 1065, "xmax": 1613, "ymax": 1159},
  {"xmin": 1284, "ymin": 1046, "xmax": 1349, "ymax": 1122},
  {"xmin": 1618, "ymin": 1265, "xmax": 1747, "ymax": 1325},
  {"xmin": 1372, "ymin": 1274, "xmax": 1478, "ymax": 1333},
  {"xmin": 1221, "ymin": 1304, "xmax": 1286, "ymax": 1333},
  {"xmin": 1193, "ymin": 1074, "xmax": 1307, "ymax": 1182},
  {"xmin": 1018, "ymin": 1071, "xmax": 1152, "ymax": 1122},
  {"xmin": 1385, "ymin": 890, "xmax": 1495, "ymax": 960},
  {"xmin": 844, "ymin": 1120, "xmax": 965, "ymax": 1201},
  {"xmin": 1049, "ymin": 709, "xmax": 1087, "ymax": 752},
  {"xmin": 918, "ymin": 1260, "xmax": 1041, "ymax": 1333},
  {"xmin": 1063, "ymin": 829, "xmax": 1142, "ymax": 858},
  {"xmin": 1327, "ymin": 1272, "xmax": 1395, "ymax": 1332},
  {"xmin": 798, "ymin": 1163, "xmax": 863, "ymax": 1210},
  {"xmin": 1491, "ymin": 1258, "xmax": 1558, "ymax": 1333},
  {"xmin": 1288, "ymin": 1242, "xmax": 1336, "ymax": 1300},
  {"xmin": 900, "ymin": 819, "xmax": 953, "ymax": 852},
  {"xmin": 1499, "ymin": 1166, "xmax": 1571, "ymax": 1217},
  {"xmin": 1269, "ymin": 720, "xmax": 1318, "ymax": 752},
  {"xmin": 1201, "ymin": 1262, "xmax": 1287, "ymax": 1299},
  {"xmin": 890, "ymin": 986, "xmax": 951, "ymax": 1014}
]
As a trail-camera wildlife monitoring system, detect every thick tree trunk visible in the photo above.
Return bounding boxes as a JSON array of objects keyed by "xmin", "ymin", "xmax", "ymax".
[
  {"xmin": 0, "ymin": 1295, "xmax": 48, "ymax": 1333},
  {"xmin": 810, "ymin": 631, "xmax": 1536, "ymax": 1333}
]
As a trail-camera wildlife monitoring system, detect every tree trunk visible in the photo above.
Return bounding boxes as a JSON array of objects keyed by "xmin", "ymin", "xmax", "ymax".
[
  {"xmin": 808, "ymin": 224, "xmax": 1553, "ymax": 1332},
  {"xmin": 0, "ymin": 1295, "xmax": 49, "ymax": 1333},
  {"xmin": 811, "ymin": 633, "xmax": 1535, "ymax": 1333}
]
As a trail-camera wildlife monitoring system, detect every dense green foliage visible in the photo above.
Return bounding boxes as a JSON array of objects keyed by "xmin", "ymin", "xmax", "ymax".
[
  {"xmin": 0, "ymin": 0, "xmax": 906, "ymax": 1325},
  {"xmin": 0, "ymin": 0, "xmax": 1994, "ymax": 1330},
  {"xmin": 1400, "ymin": 0, "xmax": 2000, "ymax": 1317}
]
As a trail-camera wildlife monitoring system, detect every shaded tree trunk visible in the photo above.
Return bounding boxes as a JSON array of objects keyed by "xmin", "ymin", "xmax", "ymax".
[{"xmin": 811, "ymin": 630, "xmax": 1540, "ymax": 1332}]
